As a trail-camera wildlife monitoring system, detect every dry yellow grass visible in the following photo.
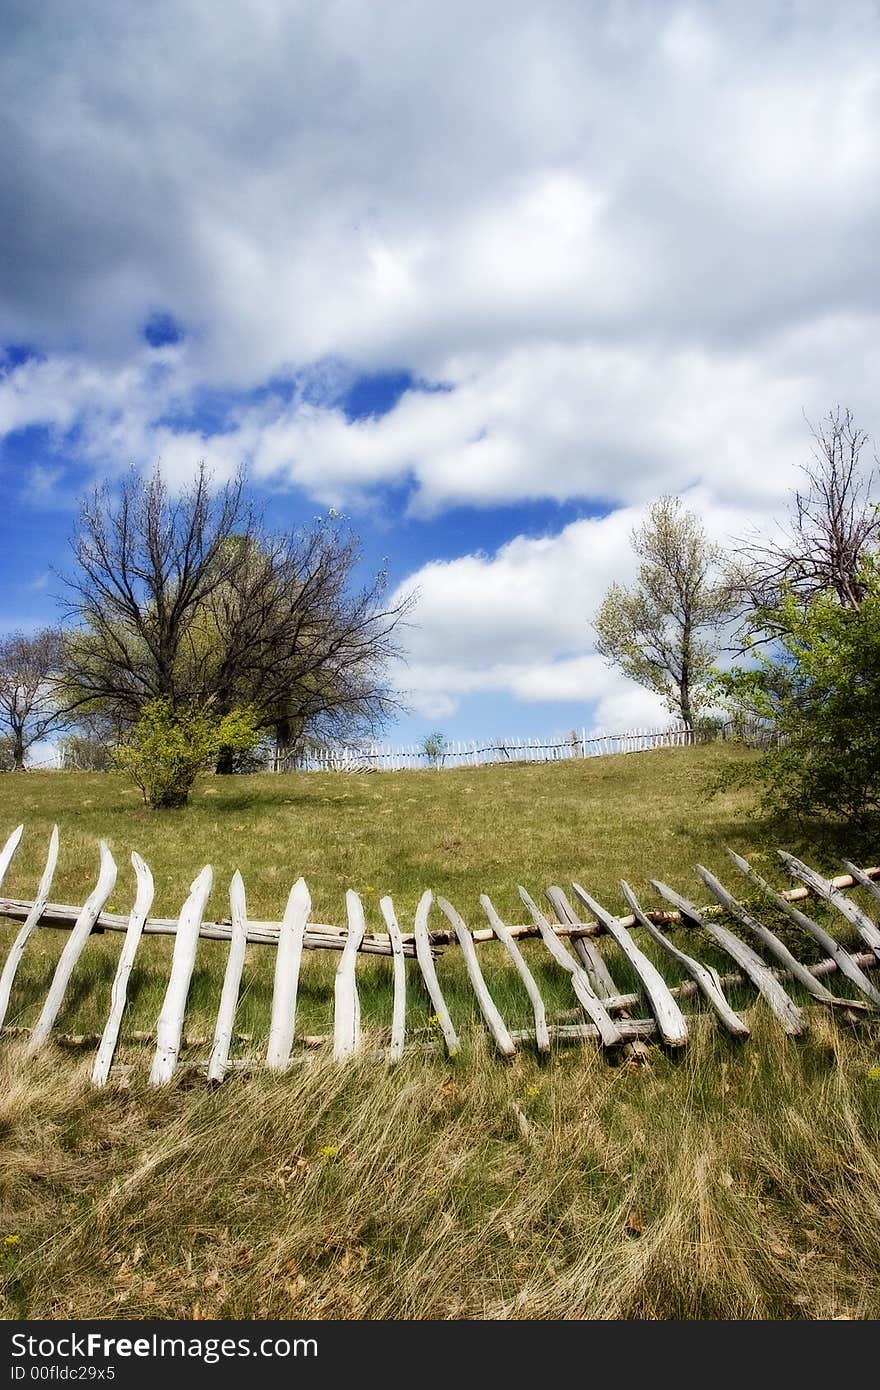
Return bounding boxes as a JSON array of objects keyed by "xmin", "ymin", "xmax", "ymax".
[
  {"xmin": 1, "ymin": 744, "xmax": 879, "ymax": 1320},
  {"xmin": 2, "ymin": 1012, "xmax": 880, "ymax": 1320}
]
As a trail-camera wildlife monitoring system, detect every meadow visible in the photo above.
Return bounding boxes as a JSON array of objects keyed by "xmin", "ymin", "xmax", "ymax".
[{"xmin": 1, "ymin": 743, "xmax": 879, "ymax": 1320}]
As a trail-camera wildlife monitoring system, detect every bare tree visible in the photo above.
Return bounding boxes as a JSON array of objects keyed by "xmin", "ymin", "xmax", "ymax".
[
  {"xmin": 733, "ymin": 408, "xmax": 879, "ymax": 626},
  {"xmin": 59, "ymin": 464, "xmax": 412, "ymax": 760},
  {"xmin": 594, "ymin": 497, "xmax": 733, "ymax": 731},
  {"xmin": 0, "ymin": 628, "xmax": 68, "ymax": 770}
]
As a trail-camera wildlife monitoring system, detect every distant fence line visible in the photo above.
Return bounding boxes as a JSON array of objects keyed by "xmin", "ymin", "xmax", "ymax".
[
  {"xmin": 281, "ymin": 719, "xmax": 780, "ymax": 773},
  {"xmin": 33, "ymin": 717, "xmax": 780, "ymax": 774}
]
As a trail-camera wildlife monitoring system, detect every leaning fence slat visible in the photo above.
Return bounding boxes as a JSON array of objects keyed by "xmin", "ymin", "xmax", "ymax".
[
  {"xmin": 619, "ymin": 881, "xmax": 749, "ymax": 1036},
  {"xmin": 149, "ymin": 866, "xmax": 213, "ymax": 1084},
  {"xmin": 0, "ymin": 824, "xmax": 24, "ymax": 891},
  {"xmin": 546, "ymin": 885, "xmax": 617, "ymax": 997},
  {"xmin": 28, "ymin": 843, "xmax": 118, "ymax": 1053},
  {"xmin": 379, "ymin": 896, "xmax": 407, "ymax": 1063},
  {"xmin": 91, "ymin": 852, "xmax": 154, "ymax": 1086},
  {"xmin": 727, "ymin": 850, "xmax": 880, "ymax": 1008},
  {"xmin": 480, "ymin": 894, "xmax": 549, "ymax": 1052},
  {"xmin": 414, "ymin": 890, "xmax": 460, "ymax": 1055},
  {"xmin": 265, "ymin": 878, "xmax": 311, "ymax": 1070},
  {"xmin": 333, "ymin": 890, "xmax": 365, "ymax": 1060},
  {"xmin": 841, "ymin": 859, "xmax": 880, "ymax": 905},
  {"xmin": 570, "ymin": 882, "xmax": 688, "ymax": 1046},
  {"xmin": 518, "ymin": 886, "xmax": 623, "ymax": 1046},
  {"xmin": 207, "ymin": 871, "xmax": 249, "ymax": 1082},
  {"xmin": 779, "ymin": 851, "xmax": 880, "ymax": 959},
  {"xmin": 436, "ymin": 897, "xmax": 516, "ymax": 1056},
  {"xmin": 651, "ymin": 878, "xmax": 805, "ymax": 1035},
  {"xmin": 0, "ymin": 825, "xmax": 59, "ymax": 1029},
  {"xmin": 696, "ymin": 864, "xmax": 857, "ymax": 1009}
]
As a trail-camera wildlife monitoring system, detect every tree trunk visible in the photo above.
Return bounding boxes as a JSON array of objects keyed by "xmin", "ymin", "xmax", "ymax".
[
  {"xmin": 275, "ymin": 716, "xmax": 293, "ymax": 772},
  {"xmin": 12, "ymin": 732, "xmax": 25, "ymax": 771},
  {"xmin": 680, "ymin": 616, "xmax": 693, "ymax": 732},
  {"xmin": 215, "ymin": 746, "xmax": 235, "ymax": 775}
]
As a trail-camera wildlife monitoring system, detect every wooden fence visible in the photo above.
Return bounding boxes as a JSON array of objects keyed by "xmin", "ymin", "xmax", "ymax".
[
  {"xmin": 44, "ymin": 718, "xmax": 780, "ymax": 773},
  {"xmin": 285, "ymin": 723, "xmax": 700, "ymax": 772},
  {"xmin": 1, "ymin": 822, "xmax": 878, "ymax": 1083}
]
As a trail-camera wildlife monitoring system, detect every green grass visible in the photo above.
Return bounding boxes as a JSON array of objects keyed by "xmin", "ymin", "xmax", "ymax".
[
  {"xmin": 1, "ymin": 742, "xmax": 779, "ymax": 922},
  {"xmin": 1, "ymin": 743, "xmax": 879, "ymax": 1319}
]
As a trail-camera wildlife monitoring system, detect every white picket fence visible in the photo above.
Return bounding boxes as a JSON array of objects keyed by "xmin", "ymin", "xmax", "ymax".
[{"xmin": 286, "ymin": 723, "xmax": 697, "ymax": 773}]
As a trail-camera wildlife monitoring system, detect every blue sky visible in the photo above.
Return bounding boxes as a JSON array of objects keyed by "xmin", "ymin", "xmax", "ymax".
[{"xmin": 3, "ymin": 2, "xmax": 880, "ymax": 746}]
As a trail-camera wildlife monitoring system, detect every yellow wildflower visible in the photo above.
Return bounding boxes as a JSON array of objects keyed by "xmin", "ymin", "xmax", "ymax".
[
  {"xmin": 525, "ymin": 1084, "xmax": 540, "ymax": 1098},
  {"xmin": 868, "ymin": 1066, "xmax": 880, "ymax": 1080},
  {"xmin": 318, "ymin": 1145, "xmax": 339, "ymax": 1159},
  {"xmin": 4, "ymin": 1235, "xmax": 20, "ymax": 1246}
]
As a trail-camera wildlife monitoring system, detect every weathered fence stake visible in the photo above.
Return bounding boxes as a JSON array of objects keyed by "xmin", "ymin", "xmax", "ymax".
[
  {"xmin": 481, "ymin": 894, "xmax": 550, "ymax": 1052},
  {"xmin": 28, "ymin": 843, "xmax": 118, "ymax": 1054},
  {"xmin": 414, "ymin": 890, "xmax": 460, "ymax": 1055},
  {"xmin": 728, "ymin": 850, "xmax": 880, "ymax": 1009},
  {"xmin": 266, "ymin": 877, "xmax": 311, "ymax": 1071},
  {"xmin": 619, "ymin": 881, "xmax": 749, "ymax": 1037},
  {"xmin": 0, "ymin": 825, "xmax": 59, "ymax": 1030},
  {"xmin": 379, "ymin": 896, "xmax": 407, "ymax": 1063},
  {"xmin": 570, "ymin": 882, "xmax": 688, "ymax": 1046},
  {"xmin": 149, "ymin": 866, "xmax": 213, "ymax": 1084},
  {"xmin": 696, "ymin": 864, "xmax": 859, "ymax": 1009},
  {"xmin": 545, "ymin": 885, "xmax": 617, "ymax": 997},
  {"xmin": 437, "ymin": 897, "xmax": 516, "ymax": 1056},
  {"xmin": 207, "ymin": 871, "xmax": 249, "ymax": 1082},
  {"xmin": 779, "ymin": 851, "xmax": 880, "ymax": 960},
  {"xmin": 0, "ymin": 824, "xmax": 24, "ymax": 893},
  {"xmin": 91, "ymin": 852, "xmax": 155, "ymax": 1086},
  {"xmin": 333, "ymin": 890, "xmax": 365, "ymax": 1060},
  {"xmin": 651, "ymin": 878, "xmax": 805, "ymax": 1035},
  {"xmin": 518, "ymin": 886, "xmax": 623, "ymax": 1046}
]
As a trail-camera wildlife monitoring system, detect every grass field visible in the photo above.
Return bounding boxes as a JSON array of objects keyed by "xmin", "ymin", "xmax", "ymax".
[{"xmin": 1, "ymin": 743, "xmax": 880, "ymax": 1319}]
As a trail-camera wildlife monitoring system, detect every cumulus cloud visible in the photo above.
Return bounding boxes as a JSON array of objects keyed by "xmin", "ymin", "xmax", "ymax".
[
  {"xmin": 1, "ymin": 1, "xmax": 880, "ymax": 512},
  {"xmin": 390, "ymin": 501, "xmax": 748, "ymax": 729},
  {"xmin": 3, "ymin": 2, "xmax": 880, "ymax": 727}
]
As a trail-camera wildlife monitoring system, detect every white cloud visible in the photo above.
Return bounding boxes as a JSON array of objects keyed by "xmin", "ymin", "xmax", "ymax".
[
  {"xmin": 7, "ymin": 313, "xmax": 876, "ymax": 518},
  {"xmin": 391, "ymin": 501, "xmax": 748, "ymax": 731},
  {"xmin": 1, "ymin": 3, "xmax": 879, "ymax": 511},
  {"xmin": 3, "ymin": 2, "xmax": 880, "ymax": 726}
]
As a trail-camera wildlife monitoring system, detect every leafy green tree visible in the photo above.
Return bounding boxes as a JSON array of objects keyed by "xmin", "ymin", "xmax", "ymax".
[
  {"xmin": 714, "ymin": 553, "xmax": 880, "ymax": 844},
  {"xmin": 114, "ymin": 698, "xmax": 260, "ymax": 808},
  {"xmin": 594, "ymin": 497, "xmax": 733, "ymax": 730}
]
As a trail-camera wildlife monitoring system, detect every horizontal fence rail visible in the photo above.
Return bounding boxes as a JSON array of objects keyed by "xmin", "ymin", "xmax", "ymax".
[{"xmin": 0, "ymin": 821, "xmax": 876, "ymax": 1083}]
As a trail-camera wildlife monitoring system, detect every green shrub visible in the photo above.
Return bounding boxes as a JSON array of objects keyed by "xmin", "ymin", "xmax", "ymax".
[
  {"xmin": 714, "ymin": 552, "xmax": 880, "ymax": 845},
  {"xmin": 114, "ymin": 699, "xmax": 261, "ymax": 808}
]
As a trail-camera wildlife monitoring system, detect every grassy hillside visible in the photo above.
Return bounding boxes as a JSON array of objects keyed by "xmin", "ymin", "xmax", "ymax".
[
  {"xmin": 1, "ymin": 743, "xmax": 879, "ymax": 1320},
  {"xmin": 0, "ymin": 742, "xmax": 814, "ymax": 1045},
  {"xmin": 0, "ymin": 742, "xmax": 797, "ymax": 923}
]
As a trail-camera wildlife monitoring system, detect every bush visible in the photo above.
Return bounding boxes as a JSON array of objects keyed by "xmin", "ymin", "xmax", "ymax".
[
  {"xmin": 114, "ymin": 699, "xmax": 261, "ymax": 808},
  {"xmin": 0, "ymin": 737, "xmax": 15, "ymax": 772},
  {"xmin": 714, "ymin": 553, "xmax": 880, "ymax": 846}
]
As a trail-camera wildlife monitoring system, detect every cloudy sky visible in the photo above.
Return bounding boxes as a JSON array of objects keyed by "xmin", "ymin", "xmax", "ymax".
[{"xmin": 2, "ymin": 1, "xmax": 879, "ymax": 742}]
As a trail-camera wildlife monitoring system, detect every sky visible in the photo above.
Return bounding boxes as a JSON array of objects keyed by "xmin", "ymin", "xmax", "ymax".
[{"xmin": 2, "ymin": 0, "xmax": 880, "ymax": 746}]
